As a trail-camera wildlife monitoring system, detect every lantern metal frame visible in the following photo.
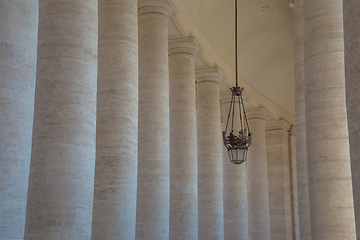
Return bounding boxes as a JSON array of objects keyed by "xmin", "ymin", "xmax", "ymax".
[{"xmin": 222, "ymin": 0, "xmax": 252, "ymax": 164}]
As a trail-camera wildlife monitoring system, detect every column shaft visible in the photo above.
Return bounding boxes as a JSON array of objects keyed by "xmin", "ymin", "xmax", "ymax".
[
  {"xmin": 221, "ymin": 94, "xmax": 248, "ymax": 240},
  {"xmin": 196, "ymin": 68, "xmax": 224, "ymax": 240},
  {"xmin": 169, "ymin": 38, "xmax": 198, "ymax": 240},
  {"xmin": 24, "ymin": 0, "xmax": 98, "ymax": 239},
  {"xmin": 293, "ymin": 0, "xmax": 312, "ymax": 239},
  {"xmin": 136, "ymin": 1, "xmax": 172, "ymax": 239},
  {"xmin": 343, "ymin": 0, "xmax": 360, "ymax": 237},
  {"xmin": 289, "ymin": 129, "xmax": 300, "ymax": 240},
  {"xmin": 92, "ymin": 0, "xmax": 138, "ymax": 239},
  {"xmin": 303, "ymin": 0, "xmax": 356, "ymax": 238},
  {"xmin": 0, "ymin": 1, "xmax": 38, "ymax": 238},
  {"xmin": 246, "ymin": 108, "xmax": 271, "ymax": 240},
  {"xmin": 266, "ymin": 120, "xmax": 292, "ymax": 240}
]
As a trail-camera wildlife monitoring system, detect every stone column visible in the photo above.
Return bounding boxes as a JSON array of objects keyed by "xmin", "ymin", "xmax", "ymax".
[
  {"xmin": 24, "ymin": 1, "xmax": 98, "ymax": 239},
  {"xmin": 0, "ymin": 1, "xmax": 38, "ymax": 239},
  {"xmin": 246, "ymin": 108, "xmax": 271, "ymax": 240},
  {"xmin": 289, "ymin": 128, "xmax": 300, "ymax": 240},
  {"xmin": 168, "ymin": 37, "xmax": 198, "ymax": 240},
  {"xmin": 293, "ymin": 0, "xmax": 312, "ymax": 239},
  {"xmin": 343, "ymin": 0, "xmax": 360, "ymax": 236},
  {"xmin": 303, "ymin": 0, "xmax": 356, "ymax": 238},
  {"xmin": 136, "ymin": 1, "xmax": 172, "ymax": 239},
  {"xmin": 196, "ymin": 68, "xmax": 224, "ymax": 240},
  {"xmin": 91, "ymin": 0, "xmax": 138, "ymax": 239},
  {"xmin": 266, "ymin": 120, "xmax": 292, "ymax": 240},
  {"xmin": 221, "ymin": 92, "xmax": 248, "ymax": 240}
]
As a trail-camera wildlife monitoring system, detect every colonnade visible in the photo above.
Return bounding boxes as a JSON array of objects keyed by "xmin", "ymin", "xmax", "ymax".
[
  {"xmin": 305, "ymin": 0, "xmax": 354, "ymax": 237},
  {"xmin": 294, "ymin": 0, "xmax": 359, "ymax": 239},
  {"xmin": 1, "ymin": 0, "xmax": 360, "ymax": 239}
]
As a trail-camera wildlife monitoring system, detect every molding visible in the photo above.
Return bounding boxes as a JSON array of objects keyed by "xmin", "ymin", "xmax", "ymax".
[
  {"xmin": 196, "ymin": 68, "xmax": 226, "ymax": 83},
  {"xmin": 138, "ymin": 0, "xmax": 174, "ymax": 16},
  {"xmin": 246, "ymin": 107, "xmax": 270, "ymax": 120},
  {"xmin": 289, "ymin": 0, "xmax": 295, "ymax": 8},
  {"xmin": 168, "ymin": 37, "xmax": 201, "ymax": 56},
  {"xmin": 265, "ymin": 119, "xmax": 292, "ymax": 132},
  {"xmin": 289, "ymin": 125, "xmax": 296, "ymax": 136}
]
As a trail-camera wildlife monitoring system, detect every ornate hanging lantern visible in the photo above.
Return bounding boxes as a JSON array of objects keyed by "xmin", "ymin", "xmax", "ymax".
[
  {"xmin": 222, "ymin": 86, "xmax": 252, "ymax": 164},
  {"xmin": 222, "ymin": 0, "xmax": 252, "ymax": 164}
]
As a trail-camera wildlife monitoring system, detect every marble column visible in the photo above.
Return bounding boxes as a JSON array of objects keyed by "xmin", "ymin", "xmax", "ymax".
[
  {"xmin": 289, "ymin": 128, "xmax": 300, "ymax": 240},
  {"xmin": 303, "ymin": 0, "xmax": 356, "ymax": 238},
  {"xmin": 246, "ymin": 108, "xmax": 271, "ymax": 240},
  {"xmin": 221, "ymin": 92, "xmax": 248, "ymax": 240},
  {"xmin": 24, "ymin": 0, "xmax": 98, "ymax": 239},
  {"xmin": 196, "ymin": 68, "xmax": 224, "ymax": 240},
  {"xmin": 266, "ymin": 120, "xmax": 292, "ymax": 240},
  {"xmin": 0, "ymin": 1, "xmax": 38, "ymax": 239},
  {"xmin": 91, "ymin": 0, "xmax": 138, "ymax": 239},
  {"xmin": 293, "ymin": 0, "xmax": 312, "ymax": 239},
  {"xmin": 136, "ymin": 1, "xmax": 172, "ymax": 239},
  {"xmin": 343, "ymin": 0, "xmax": 360, "ymax": 237},
  {"xmin": 169, "ymin": 37, "xmax": 198, "ymax": 240}
]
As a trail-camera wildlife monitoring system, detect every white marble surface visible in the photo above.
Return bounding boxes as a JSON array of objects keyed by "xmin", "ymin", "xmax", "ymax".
[
  {"xmin": 136, "ymin": 1, "xmax": 172, "ymax": 239},
  {"xmin": 0, "ymin": 1, "xmax": 38, "ymax": 239},
  {"xmin": 289, "ymin": 129, "xmax": 301, "ymax": 240},
  {"xmin": 343, "ymin": 0, "xmax": 360, "ymax": 237},
  {"xmin": 293, "ymin": 0, "xmax": 312, "ymax": 239},
  {"xmin": 24, "ymin": 0, "xmax": 98, "ymax": 239},
  {"xmin": 196, "ymin": 68, "xmax": 224, "ymax": 240},
  {"xmin": 246, "ymin": 108, "xmax": 271, "ymax": 240},
  {"xmin": 169, "ymin": 37, "xmax": 198, "ymax": 240},
  {"xmin": 91, "ymin": 0, "xmax": 138, "ymax": 239},
  {"xmin": 304, "ymin": 0, "xmax": 356, "ymax": 238},
  {"xmin": 266, "ymin": 120, "xmax": 292, "ymax": 240}
]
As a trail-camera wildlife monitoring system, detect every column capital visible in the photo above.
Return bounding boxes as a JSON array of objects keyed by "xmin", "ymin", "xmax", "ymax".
[
  {"xmin": 265, "ymin": 119, "xmax": 292, "ymax": 132},
  {"xmin": 196, "ymin": 68, "xmax": 226, "ymax": 83},
  {"xmin": 138, "ymin": 0, "xmax": 173, "ymax": 17},
  {"xmin": 289, "ymin": 0, "xmax": 295, "ymax": 8},
  {"xmin": 289, "ymin": 125, "xmax": 296, "ymax": 136},
  {"xmin": 169, "ymin": 37, "xmax": 200, "ymax": 56},
  {"xmin": 246, "ymin": 107, "xmax": 270, "ymax": 120}
]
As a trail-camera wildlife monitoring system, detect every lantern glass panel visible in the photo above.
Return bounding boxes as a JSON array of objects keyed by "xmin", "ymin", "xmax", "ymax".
[
  {"xmin": 228, "ymin": 149, "xmax": 234, "ymax": 163},
  {"xmin": 228, "ymin": 147, "xmax": 248, "ymax": 164},
  {"xmin": 238, "ymin": 148, "xmax": 247, "ymax": 162}
]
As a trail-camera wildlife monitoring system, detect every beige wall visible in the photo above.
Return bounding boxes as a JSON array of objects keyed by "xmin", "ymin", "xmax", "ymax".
[{"xmin": 179, "ymin": 0, "xmax": 295, "ymax": 116}]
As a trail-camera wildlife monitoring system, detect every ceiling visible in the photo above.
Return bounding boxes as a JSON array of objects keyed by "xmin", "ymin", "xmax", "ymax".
[{"xmin": 178, "ymin": 0, "xmax": 295, "ymax": 116}]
